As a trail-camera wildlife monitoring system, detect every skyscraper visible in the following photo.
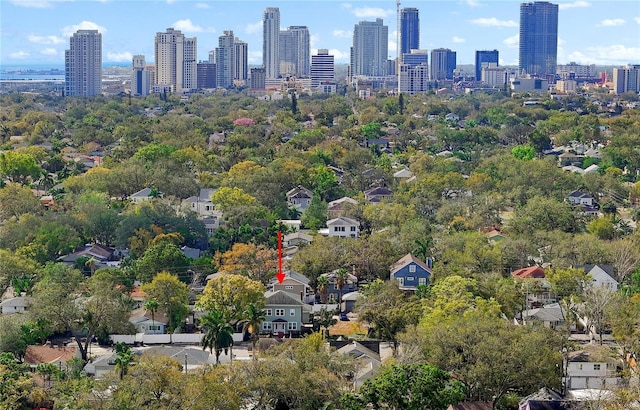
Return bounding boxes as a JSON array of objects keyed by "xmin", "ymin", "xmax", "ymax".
[
  {"xmin": 234, "ymin": 39, "xmax": 248, "ymax": 84},
  {"xmin": 400, "ymin": 8, "xmax": 419, "ymax": 55},
  {"xmin": 613, "ymin": 65, "xmax": 640, "ymax": 94},
  {"xmin": 65, "ymin": 29, "xmax": 102, "ymax": 97},
  {"xmin": 430, "ymin": 48, "xmax": 456, "ymax": 81},
  {"xmin": 311, "ymin": 49, "xmax": 335, "ymax": 89},
  {"xmin": 215, "ymin": 30, "xmax": 248, "ymax": 88},
  {"xmin": 263, "ymin": 7, "xmax": 280, "ymax": 79},
  {"xmin": 131, "ymin": 55, "xmax": 151, "ymax": 96},
  {"xmin": 475, "ymin": 50, "xmax": 499, "ymax": 81},
  {"xmin": 351, "ymin": 18, "xmax": 389, "ymax": 77},
  {"xmin": 519, "ymin": 1, "xmax": 558, "ymax": 78},
  {"xmin": 279, "ymin": 26, "xmax": 310, "ymax": 77},
  {"xmin": 154, "ymin": 28, "xmax": 197, "ymax": 93}
]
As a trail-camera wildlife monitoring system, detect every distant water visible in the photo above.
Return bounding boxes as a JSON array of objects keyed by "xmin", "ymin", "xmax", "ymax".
[{"xmin": 0, "ymin": 62, "xmax": 129, "ymax": 81}]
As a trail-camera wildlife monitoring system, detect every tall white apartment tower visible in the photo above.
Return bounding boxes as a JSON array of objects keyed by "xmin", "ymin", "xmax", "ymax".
[
  {"xmin": 279, "ymin": 26, "xmax": 310, "ymax": 77},
  {"xmin": 154, "ymin": 28, "xmax": 197, "ymax": 93},
  {"xmin": 65, "ymin": 29, "xmax": 102, "ymax": 97},
  {"xmin": 215, "ymin": 31, "xmax": 235, "ymax": 88},
  {"xmin": 350, "ymin": 18, "xmax": 389, "ymax": 77},
  {"xmin": 263, "ymin": 7, "xmax": 280, "ymax": 79}
]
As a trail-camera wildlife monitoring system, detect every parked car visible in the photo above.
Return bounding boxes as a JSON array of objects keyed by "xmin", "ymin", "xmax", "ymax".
[{"xmin": 339, "ymin": 312, "xmax": 349, "ymax": 321}]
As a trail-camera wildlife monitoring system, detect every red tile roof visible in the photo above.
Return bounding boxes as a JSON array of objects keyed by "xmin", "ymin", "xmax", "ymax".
[
  {"xmin": 24, "ymin": 346, "xmax": 77, "ymax": 365},
  {"xmin": 511, "ymin": 266, "xmax": 545, "ymax": 279}
]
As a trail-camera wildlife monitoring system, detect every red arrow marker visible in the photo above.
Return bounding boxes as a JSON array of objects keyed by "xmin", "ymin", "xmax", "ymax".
[{"xmin": 276, "ymin": 231, "xmax": 285, "ymax": 283}]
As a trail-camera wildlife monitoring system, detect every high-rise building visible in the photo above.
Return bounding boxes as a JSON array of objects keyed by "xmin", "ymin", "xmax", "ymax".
[
  {"xmin": 279, "ymin": 26, "xmax": 310, "ymax": 77},
  {"xmin": 65, "ymin": 29, "xmax": 102, "ymax": 97},
  {"xmin": 475, "ymin": 50, "xmax": 499, "ymax": 81},
  {"xmin": 613, "ymin": 65, "xmax": 640, "ymax": 94},
  {"xmin": 402, "ymin": 49, "xmax": 428, "ymax": 68},
  {"xmin": 399, "ymin": 63, "xmax": 431, "ymax": 94},
  {"xmin": 234, "ymin": 39, "xmax": 248, "ymax": 84},
  {"xmin": 131, "ymin": 55, "xmax": 151, "ymax": 96},
  {"xmin": 519, "ymin": 1, "xmax": 558, "ymax": 78},
  {"xmin": 214, "ymin": 31, "xmax": 248, "ymax": 88},
  {"xmin": 400, "ymin": 8, "xmax": 420, "ymax": 55},
  {"xmin": 430, "ymin": 48, "xmax": 456, "ymax": 81},
  {"xmin": 311, "ymin": 49, "xmax": 335, "ymax": 89},
  {"xmin": 351, "ymin": 18, "xmax": 389, "ymax": 77},
  {"xmin": 250, "ymin": 67, "xmax": 266, "ymax": 89},
  {"xmin": 197, "ymin": 62, "xmax": 217, "ymax": 89},
  {"xmin": 154, "ymin": 28, "xmax": 197, "ymax": 93},
  {"xmin": 263, "ymin": 7, "xmax": 280, "ymax": 79}
]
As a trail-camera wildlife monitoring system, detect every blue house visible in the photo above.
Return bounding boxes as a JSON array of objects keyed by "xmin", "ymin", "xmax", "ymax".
[
  {"xmin": 389, "ymin": 253, "xmax": 432, "ymax": 292},
  {"xmin": 318, "ymin": 269, "xmax": 358, "ymax": 303}
]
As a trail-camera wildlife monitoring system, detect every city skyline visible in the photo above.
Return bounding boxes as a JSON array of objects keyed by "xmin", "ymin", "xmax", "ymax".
[{"xmin": 1, "ymin": 0, "xmax": 639, "ymax": 68}]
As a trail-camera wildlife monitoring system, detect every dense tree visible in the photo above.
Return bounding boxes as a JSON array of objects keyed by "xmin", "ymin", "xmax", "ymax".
[
  {"xmin": 196, "ymin": 274, "xmax": 265, "ymax": 324},
  {"xmin": 141, "ymin": 272, "xmax": 190, "ymax": 333},
  {"xmin": 0, "ymin": 183, "xmax": 42, "ymax": 220},
  {"xmin": 214, "ymin": 242, "xmax": 277, "ymax": 285}
]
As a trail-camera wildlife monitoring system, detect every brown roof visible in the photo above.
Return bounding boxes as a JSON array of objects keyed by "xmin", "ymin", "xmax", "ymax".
[
  {"xmin": 448, "ymin": 402, "xmax": 492, "ymax": 410},
  {"xmin": 24, "ymin": 345, "xmax": 77, "ymax": 365},
  {"xmin": 390, "ymin": 253, "xmax": 431, "ymax": 274},
  {"xmin": 512, "ymin": 266, "xmax": 545, "ymax": 279}
]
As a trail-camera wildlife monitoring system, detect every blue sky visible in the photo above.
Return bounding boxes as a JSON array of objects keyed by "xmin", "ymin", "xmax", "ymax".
[{"xmin": 1, "ymin": 0, "xmax": 638, "ymax": 67}]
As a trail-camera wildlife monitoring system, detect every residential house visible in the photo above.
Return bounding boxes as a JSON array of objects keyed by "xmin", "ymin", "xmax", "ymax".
[
  {"xmin": 202, "ymin": 216, "xmax": 221, "ymax": 236},
  {"xmin": 57, "ymin": 243, "xmax": 117, "ymax": 269},
  {"xmin": 181, "ymin": 188, "xmax": 220, "ymax": 218},
  {"xmin": 363, "ymin": 186, "xmax": 393, "ymax": 203},
  {"xmin": 511, "ymin": 266, "xmax": 546, "ymax": 279},
  {"xmin": 511, "ymin": 267, "xmax": 556, "ymax": 307},
  {"xmin": 341, "ymin": 291, "xmax": 363, "ymax": 313},
  {"xmin": 327, "ymin": 196, "xmax": 358, "ymax": 218},
  {"xmin": 558, "ymin": 152, "xmax": 583, "ymax": 167},
  {"xmin": 24, "ymin": 345, "xmax": 80, "ymax": 372},
  {"xmin": 283, "ymin": 231, "xmax": 313, "ymax": 247},
  {"xmin": 519, "ymin": 303, "xmax": 566, "ymax": 329},
  {"xmin": 0, "ymin": 296, "xmax": 32, "ymax": 314},
  {"xmin": 581, "ymin": 264, "xmax": 619, "ymax": 291},
  {"xmin": 262, "ymin": 290, "xmax": 312, "ymax": 337},
  {"xmin": 393, "ymin": 168, "xmax": 413, "ymax": 179},
  {"xmin": 390, "ymin": 253, "xmax": 432, "ymax": 292},
  {"xmin": 129, "ymin": 285, "xmax": 146, "ymax": 309},
  {"xmin": 286, "ymin": 185, "xmax": 313, "ymax": 212},
  {"xmin": 336, "ymin": 341, "xmax": 382, "ymax": 389},
  {"xmin": 319, "ymin": 269, "xmax": 358, "ymax": 303},
  {"xmin": 277, "ymin": 219, "xmax": 302, "ymax": 232},
  {"xmin": 518, "ymin": 388, "xmax": 575, "ymax": 410},
  {"xmin": 364, "ymin": 138, "xmax": 390, "ymax": 153},
  {"xmin": 129, "ymin": 307, "xmax": 167, "ymax": 334},
  {"xmin": 324, "ymin": 217, "xmax": 360, "ymax": 238},
  {"xmin": 447, "ymin": 403, "xmax": 492, "ymax": 410},
  {"xmin": 445, "ymin": 112, "xmax": 460, "ymax": 122},
  {"xmin": 129, "ymin": 187, "xmax": 154, "ymax": 203},
  {"xmin": 566, "ymin": 190, "xmax": 596, "ymax": 207},
  {"xmin": 485, "ymin": 229, "xmax": 507, "ymax": 243},
  {"xmin": 566, "ymin": 345, "xmax": 622, "ymax": 390},
  {"xmin": 180, "ymin": 246, "xmax": 201, "ymax": 259},
  {"xmin": 270, "ymin": 270, "xmax": 311, "ymax": 303}
]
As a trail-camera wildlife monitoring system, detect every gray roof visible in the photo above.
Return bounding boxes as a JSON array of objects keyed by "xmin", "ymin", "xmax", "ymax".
[{"xmin": 265, "ymin": 290, "xmax": 306, "ymax": 306}]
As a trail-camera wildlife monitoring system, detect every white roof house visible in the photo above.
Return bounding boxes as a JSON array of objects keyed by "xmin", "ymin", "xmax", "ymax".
[{"xmin": 324, "ymin": 217, "xmax": 360, "ymax": 238}]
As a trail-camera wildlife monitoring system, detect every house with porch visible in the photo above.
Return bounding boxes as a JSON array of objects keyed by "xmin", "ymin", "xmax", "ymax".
[
  {"xmin": 129, "ymin": 307, "xmax": 167, "ymax": 334},
  {"xmin": 390, "ymin": 253, "xmax": 432, "ymax": 292},
  {"xmin": 262, "ymin": 290, "xmax": 312, "ymax": 337}
]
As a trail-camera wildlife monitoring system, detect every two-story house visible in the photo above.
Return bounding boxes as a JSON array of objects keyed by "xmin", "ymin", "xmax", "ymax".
[
  {"xmin": 566, "ymin": 190, "xmax": 599, "ymax": 216},
  {"xmin": 324, "ymin": 217, "xmax": 360, "ymax": 238},
  {"xmin": 390, "ymin": 253, "xmax": 432, "ymax": 292},
  {"xmin": 270, "ymin": 270, "xmax": 312, "ymax": 303},
  {"xmin": 286, "ymin": 185, "xmax": 313, "ymax": 212},
  {"xmin": 182, "ymin": 188, "xmax": 218, "ymax": 217},
  {"xmin": 566, "ymin": 345, "xmax": 622, "ymax": 390},
  {"xmin": 580, "ymin": 264, "xmax": 619, "ymax": 291},
  {"xmin": 327, "ymin": 197, "xmax": 358, "ymax": 219},
  {"xmin": 262, "ymin": 290, "xmax": 312, "ymax": 337}
]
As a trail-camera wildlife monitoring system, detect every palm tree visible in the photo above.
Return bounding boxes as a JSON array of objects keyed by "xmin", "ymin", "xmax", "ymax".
[
  {"xmin": 316, "ymin": 275, "xmax": 329, "ymax": 304},
  {"xmin": 200, "ymin": 309, "xmax": 234, "ymax": 364},
  {"xmin": 413, "ymin": 237, "xmax": 433, "ymax": 264},
  {"xmin": 335, "ymin": 268, "xmax": 349, "ymax": 313},
  {"xmin": 113, "ymin": 342, "xmax": 133, "ymax": 380},
  {"xmin": 239, "ymin": 303, "xmax": 266, "ymax": 359},
  {"xmin": 144, "ymin": 300, "xmax": 159, "ymax": 333}
]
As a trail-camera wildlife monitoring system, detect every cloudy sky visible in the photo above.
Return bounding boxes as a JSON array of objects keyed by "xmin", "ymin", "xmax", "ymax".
[{"xmin": 1, "ymin": 0, "xmax": 638, "ymax": 67}]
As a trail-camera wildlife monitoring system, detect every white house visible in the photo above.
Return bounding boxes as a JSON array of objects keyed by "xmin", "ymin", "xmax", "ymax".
[
  {"xmin": 324, "ymin": 217, "xmax": 360, "ymax": 238},
  {"xmin": 129, "ymin": 187, "xmax": 154, "ymax": 203},
  {"xmin": 582, "ymin": 264, "xmax": 619, "ymax": 291},
  {"xmin": 286, "ymin": 186, "xmax": 313, "ymax": 212},
  {"xmin": 182, "ymin": 188, "xmax": 219, "ymax": 218},
  {"xmin": 566, "ymin": 346, "xmax": 621, "ymax": 390},
  {"xmin": 566, "ymin": 190, "xmax": 596, "ymax": 206},
  {"xmin": 0, "ymin": 296, "xmax": 32, "ymax": 314}
]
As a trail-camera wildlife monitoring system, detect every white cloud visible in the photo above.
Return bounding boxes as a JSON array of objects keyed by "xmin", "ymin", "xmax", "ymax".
[
  {"xmin": 332, "ymin": 29, "xmax": 352, "ymax": 38},
  {"xmin": 310, "ymin": 34, "xmax": 319, "ymax": 49},
  {"xmin": 341, "ymin": 3, "xmax": 352, "ymax": 9},
  {"xmin": 245, "ymin": 21, "xmax": 262, "ymax": 35},
  {"xmin": 635, "ymin": 17, "xmax": 640, "ymax": 24},
  {"xmin": 171, "ymin": 19, "xmax": 214, "ymax": 33},
  {"xmin": 558, "ymin": 1, "xmax": 590, "ymax": 10},
  {"xmin": 566, "ymin": 44, "xmax": 640, "ymax": 65},
  {"xmin": 329, "ymin": 48, "xmax": 350, "ymax": 62},
  {"xmin": 61, "ymin": 21, "xmax": 107, "ymax": 37},
  {"xmin": 166, "ymin": 0, "xmax": 177, "ymax": 4},
  {"xmin": 40, "ymin": 48, "xmax": 58, "ymax": 55},
  {"xmin": 465, "ymin": 0, "xmax": 480, "ymax": 6},
  {"xmin": 28, "ymin": 34, "xmax": 65, "ymax": 44},
  {"xmin": 503, "ymin": 34, "xmax": 519, "ymax": 48},
  {"xmin": 352, "ymin": 7, "xmax": 394, "ymax": 19},
  {"xmin": 598, "ymin": 19, "xmax": 626, "ymax": 27},
  {"xmin": 10, "ymin": 51, "xmax": 30, "ymax": 59},
  {"xmin": 471, "ymin": 17, "xmax": 518, "ymax": 27},
  {"xmin": 107, "ymin": 51, "xmax": 133, "ymax": 62},
  {"xmin": 194, "ymin": 3, "xmax": 208, "ymax": 8},
  {"xmin": 8, "ymin": 0, "xmax": 71, "ymax": 8},
  {"xmin": 452, "ymin": 36, "xmax": 466, "ymax": 43}
]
